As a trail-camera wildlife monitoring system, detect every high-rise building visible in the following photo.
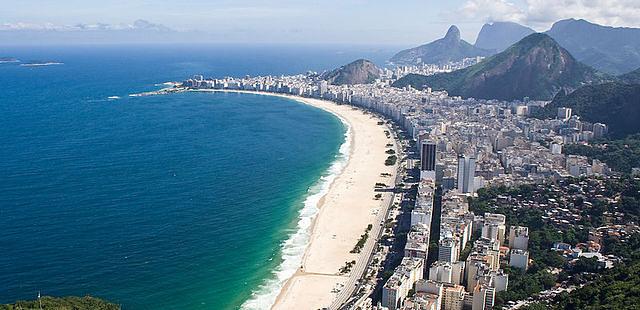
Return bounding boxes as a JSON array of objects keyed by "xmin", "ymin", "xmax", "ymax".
[
  {"xmin": 405, "ymin": 225, "xmax": 430, "ymax": 273},
  {"xmin": 509, "ymin": 249, "xmax": 529, "ymax": 271},
  {"xmin": 482, "ymin": 213, "xmax": 506, "ymax": 244},
  {"xmin": 550, "ymin": 143, "xmax": 563, "ymax": 155},
  {"xmin": 317, "ymin": 81, "xmax": 328, "ymax": 97},
  {"xmin": 472, "ymin": 286, "xmax": 495, "ymax": 310},
  {"xmin": 557, "ymin": 107, "xmax": 572, "ymax": 120},
  {"xmin": 593, "ymin": 123, "xmax": 608, "ymax": 139},
  {"xmin": 421, "ymin": 140, "xmax": 437, "ymax": 180},
  {"xmin": 382, "ymin": 257, "xmax": 425, "ymax": 310},
  {"xmin": 508, "ymin": 226, "xmax": 529, "ymax": 250},
  {"xmin": 414, "ymin": 280, "xmax": 444, "ymax": 310},
  {"xmin": 442, "ymin": 284, "xmax": 465, "ymax": 310},
  {"xmin": 491, "ymin": 270, "xmax": 509, "ymax": 292},
  {"xmin": 429, "ymin": 261, "xmax": 465, "ymax": 285},
  {"xmin": 481, "ymin": 223, "xmax": 501, "ymax": 243},
  {"xmin": 457, "ymin": 155, "xmax": 476, "ymax": 194},
  {"xmin": 429, "ymin": 262, "xmax": 453, "ymax": 283},
  {"xmin": 438, "ymin": 238, "xmax": 460, "ymax": 263}
]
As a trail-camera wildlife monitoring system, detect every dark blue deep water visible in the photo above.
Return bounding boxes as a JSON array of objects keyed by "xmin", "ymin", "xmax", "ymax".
[{"xmin": 0, "ymin": 44, "xmax": 397, "ymax": 309}]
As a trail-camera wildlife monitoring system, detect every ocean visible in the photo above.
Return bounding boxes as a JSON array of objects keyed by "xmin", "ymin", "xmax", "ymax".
[{"xmin": 0, "ymin": 44, "xmax": 397, "ymax": 309}]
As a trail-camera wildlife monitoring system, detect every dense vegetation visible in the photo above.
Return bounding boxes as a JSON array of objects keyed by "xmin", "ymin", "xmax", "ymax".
[
  {"xmin": 473, "ymin": 177, "xmax": 640, "ymax": 237},
  {"xmin": 564, "ymin": 135, "xmax": 640, "ymax": 173},
  {"xmin": 540, "ymin": 83, "xmax": 640, "ymax": 138},
  {"xmin": 470, "ymin": 186, "xmax": 568, "ymax": 306},
  {"xmin": 552, "ymin": 261, "xmax": 640, "ymax": 309},
  {"xmin": 522, "ymin": 234, "xmax": 640, "ymax": 310},
  {"xmin": 0, "ymin": 296, "xmax": 119, "ymax": 310},
  {"xmin": 392, "ymin": 33, "xmax": 607, "ymax": 101},
  {"xmin": 469, "ymin": 178, "xmax": 640, "ymax": 307}
]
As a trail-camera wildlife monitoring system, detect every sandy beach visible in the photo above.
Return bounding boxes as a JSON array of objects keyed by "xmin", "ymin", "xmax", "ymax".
[
  {"xmin": 267, "ymin": 95, "xmax": 396, "ymax": 309},
  {"xmin": 193, "ymin": 90, "xmax": 397, "ymax": 309}
]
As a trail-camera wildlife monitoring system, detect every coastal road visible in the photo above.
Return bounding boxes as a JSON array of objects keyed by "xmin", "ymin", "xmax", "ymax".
[{"xmin": 328, "ymin": 126, "xmax": 404, "ymax": 310}]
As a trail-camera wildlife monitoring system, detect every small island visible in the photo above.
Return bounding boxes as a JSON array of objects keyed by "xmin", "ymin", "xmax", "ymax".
[{"xmin": 0, "ymin": 57, "xmax": 19, "ymax": 64}]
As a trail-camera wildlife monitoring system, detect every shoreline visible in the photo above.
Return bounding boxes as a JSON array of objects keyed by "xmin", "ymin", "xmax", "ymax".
[
  {"xmin": 233, "ymin": 90, "xmax": 355, "ymax": 309},
  {"xmin": 191, "ymin": 90, "xmax": 397, "ymax": 309},
  {"xmin": 272, "ymin": 93, "xmax": 396, "ymax": 309}
]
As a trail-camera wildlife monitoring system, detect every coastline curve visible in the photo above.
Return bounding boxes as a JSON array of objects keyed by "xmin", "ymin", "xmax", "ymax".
[{"xmin": 201, "ymin": 91, "xmax": 354, "ymax": 310}]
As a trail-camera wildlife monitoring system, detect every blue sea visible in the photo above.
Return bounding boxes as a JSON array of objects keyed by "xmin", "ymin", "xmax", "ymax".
[{"xmin": 0, "ymin": 44, "xmax": 397, "ymax": 309}]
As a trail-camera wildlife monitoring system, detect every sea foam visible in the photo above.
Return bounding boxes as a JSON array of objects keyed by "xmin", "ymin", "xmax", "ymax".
[{"xmin": 241, "ymin": 111, "xmax": 351, "ymax": 310}]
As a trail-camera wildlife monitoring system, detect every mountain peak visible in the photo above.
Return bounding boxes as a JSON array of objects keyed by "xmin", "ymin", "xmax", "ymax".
[
  {"xmin": 548, "ymin": 18, "xmax": 592, "ymax": 32},
  {"xmin": 474, "ymin": 21, "xmax": 535, "ymax": 52},
  {"xmin": 516, "ymin": 32, "xmax": 555, "ymax": 46},
  {"xmin": 389, "ymin": 25, "xmax": 491, "ymax": 65},
  {"xmin": 321, "ymin": 59, "xmax": 381, "ymax": 85},
  {"xmin": 393, "ymin": 32, "xmax": 607, "ymax": 101},
  {"xmin": 351, "ymin": 59, "xmax": 371, "ymax": 65},
  {"xmin": 553, "ymin": 18, "xmax": 590, "ymax": 26},
  {"xmin": 444, "ymin": 25, "xmax": 461, "ymax": 41}
]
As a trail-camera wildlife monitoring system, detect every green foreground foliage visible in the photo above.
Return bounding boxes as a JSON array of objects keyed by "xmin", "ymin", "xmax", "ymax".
[{"xmin": 0, "ymin": 296, "xmax": 119, "ymax": 310}]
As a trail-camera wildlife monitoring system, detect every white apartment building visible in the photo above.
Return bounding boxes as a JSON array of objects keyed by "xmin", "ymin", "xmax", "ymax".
[
  {"xmin": 509, "ymin": 249, "xmax": 529, "ymax": 271},
  {"xmin": 382, "ymin": 257, "xmax": 425, "ymax": 310},
  {"xmin": 508, "ymin": 226, "xmax": 529, "ymax": 250}
]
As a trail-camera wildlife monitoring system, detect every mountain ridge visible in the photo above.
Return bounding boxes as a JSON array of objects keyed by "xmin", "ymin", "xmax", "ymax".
[
  {"xmin": 546, "ymin": 19, "xmax": 640, "ymax": 75},
  {"xmin": 474, "ymin": 21, "xmax": 535, "ymax": 52},
  {"xmin": 619, "ymin": 68, "xmax": 640, "ymax": 84},
  {"xmin": 392, "ymin": 33, "xmax": 608, "ymax": 101},
  {"xmin": 390, "ymin": 26, "xmax": 493, "ymax": 65},
  {"xmin": 467, "ymin": 19, "xmax": 640, "ymax": 75}
]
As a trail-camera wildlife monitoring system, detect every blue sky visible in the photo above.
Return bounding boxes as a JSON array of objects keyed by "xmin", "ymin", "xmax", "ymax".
[{"xmin": 3, "ymin": 0, "xmax": 639, "ymax": 44}]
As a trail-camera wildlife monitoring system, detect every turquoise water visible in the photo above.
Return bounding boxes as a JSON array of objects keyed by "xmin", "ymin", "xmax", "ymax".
[{"xmin": 0, "ymin": 45, "xmax": 383, "ymax": 309}]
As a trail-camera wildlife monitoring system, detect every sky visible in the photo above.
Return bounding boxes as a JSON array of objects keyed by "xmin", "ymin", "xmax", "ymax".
[{"xmin": 2, "ymin": 0, "xmax": 640, "ymax": 45}]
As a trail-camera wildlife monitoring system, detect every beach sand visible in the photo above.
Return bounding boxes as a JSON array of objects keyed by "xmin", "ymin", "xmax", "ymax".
[
  {"xmin": 269, "ymin": 96, "xmax": 396, "ymax": 309},
  {"xmin": 193, "ymin": 90, "xmax": 396, "ymax": 309}
]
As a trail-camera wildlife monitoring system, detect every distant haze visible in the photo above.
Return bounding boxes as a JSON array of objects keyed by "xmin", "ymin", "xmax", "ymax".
[{"xmin": 1, "ymin": 0, "xmax": 639, "ymax": 45}]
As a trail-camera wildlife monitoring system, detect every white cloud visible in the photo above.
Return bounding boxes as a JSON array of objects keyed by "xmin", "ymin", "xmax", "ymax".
[
  {"xmin": 0, "ymin": 20, "xmax": 173, "ymax": 32},
  {"xmin": 459, "ymin": 0, "xmax": 526, "ymax": 24},
  {"xmin": 525, "ymin": 0, "xmax": 640, "ymax": 28},
  {"xmin": 0, "ymin": 22, "xmax": 58, "ymax": 31},
  {"xmin": 459, "ymin": 0, "xmax": 640, "ymax": 30}
]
